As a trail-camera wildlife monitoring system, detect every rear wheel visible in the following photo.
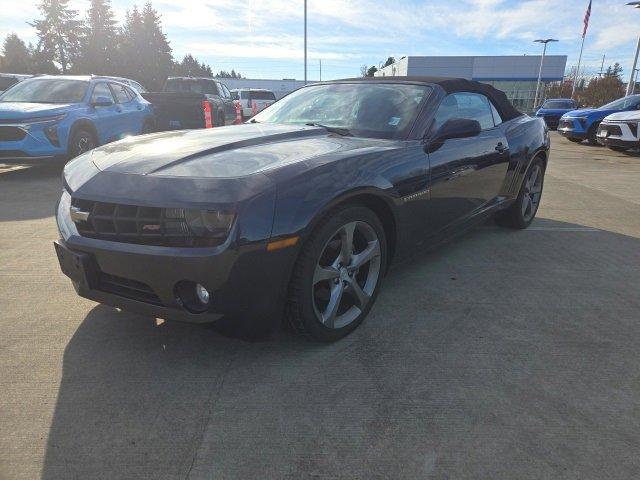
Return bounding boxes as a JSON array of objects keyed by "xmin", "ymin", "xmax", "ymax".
[
  {"xmin": 287, "ymin": 205, "xmax": 387, "ymax": 342},
  {"xmin": 496, "ymin": 157, "xmax": 545, "ymax": 229},
  {"xmin": 68, "ymin": 128, "xmax": 97, "ymax": 158},
  {"xmin": 568, "ymin": 137, "xmax": 583, "ymax": 143},
  {"xmin": 217, "ymin": 110, "xmax": 225, "ymax": 127},
  {"xmin": 141, "ymin": 119, "xmax": 155, "ymax": 134}
]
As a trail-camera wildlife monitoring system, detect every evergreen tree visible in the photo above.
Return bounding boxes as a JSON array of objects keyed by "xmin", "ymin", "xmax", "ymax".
[
  {"xmin": 139, "ymin": 2, "xmax": 172, "ymax": 89},
  {"xmin": 174, "ymin": 54, "xmax": 213, "ymax": 78},
  {"xmin": 80, "ymin": 0, "xmax": 119, "ymax": 74},
  {"xmin": 1, "ymin": 33, "xmax": 32, "ymax": 74},
  {"xmin": 30, "ymin": 0, "xmax": 85, "ymax": 73}
]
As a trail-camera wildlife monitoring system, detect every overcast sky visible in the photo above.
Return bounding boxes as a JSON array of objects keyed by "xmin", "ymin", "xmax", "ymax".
[{"xmin": 1, "ymin": 0, "xmax": 639, "ymax": 81}]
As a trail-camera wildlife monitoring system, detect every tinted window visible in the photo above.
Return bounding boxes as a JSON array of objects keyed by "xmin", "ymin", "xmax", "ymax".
[
  {"xmin": 125, "ymin": 86, "xmax": 137, "ymax": 101},
  {"xmin": 542, "ymin": 100, "xmax": 576, "ymax": 109},
  {"xmin": 250, "ymin": 90, "xmax": 276, "ymax": 101},
  {"xmin": 111, "ymin": 83, "xmax": 130, "ymax": 103},
  {"xmin": 0, "ymin": 77, "xmax": 18, "ymax": 90},
  {"xmin": 164, "ymin": 79, "xmax": 218, "ymax": 95},
  {"xmin": 598, "ymin": 95, "xmax": 640, "ymax": 110},
  {"xmin": 0, "ymin": 79, "xmax": 89, "ymax": 103},
  {"xmin": 433, "ymin": 92, "xmax": 495, "ymax": 131},
  {"xmin": 90, "ymin": 83, "xmax": 114, "ymax": 103},
  {"xmin": 252, "ymin": 83, "xmax": 431, "ymax": 140},
  {"xmin": 220, "ymin": 84, "xmax": 231, "ymax": 98}
]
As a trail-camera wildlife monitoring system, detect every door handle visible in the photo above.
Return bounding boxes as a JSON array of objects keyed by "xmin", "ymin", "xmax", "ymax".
[{"xmin": 495, "ymin": 142, "xmax": 508, "ymax": 153}]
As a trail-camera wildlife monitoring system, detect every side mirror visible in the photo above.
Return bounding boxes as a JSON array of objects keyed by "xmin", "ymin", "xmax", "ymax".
[
  {"xmin": 91, "ymin": 96, "xmax": 113, "ymax": 107},
  {"xmin": 432, "ymin": 118, "xmax": 481, "ymax": 142}
]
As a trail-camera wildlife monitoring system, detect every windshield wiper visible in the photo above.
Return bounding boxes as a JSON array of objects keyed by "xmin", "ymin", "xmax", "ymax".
[{"xmin": 305, "ymin": 122, "xmax": 352, "ymax": 136}]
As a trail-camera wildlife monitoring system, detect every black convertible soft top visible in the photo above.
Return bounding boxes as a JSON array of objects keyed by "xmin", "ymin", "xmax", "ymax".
[{"xmin": 329, "ymin": 76, "xmax": 524, "ymax": 122}]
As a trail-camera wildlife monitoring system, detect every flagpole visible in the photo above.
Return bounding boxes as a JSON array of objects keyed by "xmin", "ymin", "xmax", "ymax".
[{"xmin": 572, "ymin": 35, "xmax": 586, "ymax": 99}]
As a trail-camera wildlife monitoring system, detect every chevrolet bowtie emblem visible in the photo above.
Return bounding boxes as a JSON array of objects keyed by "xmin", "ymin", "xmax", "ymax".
[{"xmin": 70, "ymin": 205, "xmax": 90, "ymax": 222}]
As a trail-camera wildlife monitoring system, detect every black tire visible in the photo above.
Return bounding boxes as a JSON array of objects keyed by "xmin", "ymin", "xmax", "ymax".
[
  {"xmin": 608, "ymin": 146, "xmax": 628, "ymax": 152},
  {"xmin": 287, "ymin": 205, "xmax": 387, "ymax": 342},
  {"xmin": 141, "ymin": 119, "xmax": 155, "ymax": 134},
  {"xmin": 587, "ymin": 123, "xmax": 600, "ymax": 145},
  {"xmin": 217, "ymin": 110, "xmax": 225, "ymax": 127},
  {"xmin": 495, "ymin": 157, "xmax": 545, "ymax": 229},
  {"xmin": 68, "ymin": 128, "xmax": 98, "ymax": 158},
  {"xmin": 568, "ymin": 137, "xmax": 583, "ymax": 143}
]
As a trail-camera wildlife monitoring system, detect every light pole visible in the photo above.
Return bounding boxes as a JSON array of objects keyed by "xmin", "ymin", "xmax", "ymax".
[
  {"xmin": 533, "ymin": 39, "xmax": 558, "ymax": 110},
  {"xmin": 626, "ymin": 2, "xmax": 640, "ymax": 96},
  {"xmin": 304, "ymin": 0, "xmax": 307, "ymax": 84}
]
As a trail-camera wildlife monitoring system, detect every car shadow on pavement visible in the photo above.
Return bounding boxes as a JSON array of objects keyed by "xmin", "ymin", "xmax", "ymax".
[
  {"xmin": 40, "ymin": 218, "xmax": 640, "ymax": 479},
  {"xmin": 0, "ymin": 160, "xmax": 67, "ymax": 222}
]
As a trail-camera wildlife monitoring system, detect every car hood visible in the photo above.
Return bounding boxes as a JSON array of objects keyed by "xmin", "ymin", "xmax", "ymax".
[
  {"xmin": 537, "ymin": 108, "xmax": 572, "ymax": 115},
  {"xmin": 562, "ymin": 108, "xmax": 619, "ymax": 119},
  {"xmin": 90, "ymin": 123, "xmax": 397, "ymax": 178},
  {"xmin": 602, "ymin": 110, "xmax": 640, "ymax": 122},
  {"xmin": 0, "ymin": 102, "xmax": 78, "ymax": 120}
]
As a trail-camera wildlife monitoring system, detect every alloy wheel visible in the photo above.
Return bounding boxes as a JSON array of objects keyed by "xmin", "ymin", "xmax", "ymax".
[
  {"xmin": 521, "ymin": 164, "xmax": 543, "ymax": 222},
  {"xmin": 311, "ymin": 221, "xmax": 381, "ymax": 329}
]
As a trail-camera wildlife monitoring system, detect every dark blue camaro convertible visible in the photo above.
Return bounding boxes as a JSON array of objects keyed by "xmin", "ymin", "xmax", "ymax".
[{"xmin": 55, "ymin": 77, "xmax": 549, "ymax": 341}]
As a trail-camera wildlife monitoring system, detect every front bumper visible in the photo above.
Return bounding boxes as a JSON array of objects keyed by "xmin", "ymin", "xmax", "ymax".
[
  {"xmin": 557, "ymin": 118, "xmax": 587, "ymax": 139},
  {"xmin": 0, "ymin": 122, "xmax": 68, "ymax": 159},
  {"xmin": 55, "ymin": 192, "xmax": 295, "ymax": 328},
  {"xmin": 596, "ymin": 122, "xmax": 640, "ymax": 149}
]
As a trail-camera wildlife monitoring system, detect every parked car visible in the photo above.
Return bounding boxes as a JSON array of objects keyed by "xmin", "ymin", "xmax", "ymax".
[
  {"xmin": 54, "ymin": 77, "xmax": 548, "ymax": 341},
  {"xmin": 230, "ymin": 88, "xmax": 276, "ymax": 119},
  {"xmin": 93, "ymin": 76, "xmax": 147, "ymax": 93},
  {"xmin": 0, "ymin": 73, "xmax": 31, "ymax": 94},
  {"xmin": 596, "ymin": 110, "xmax": 640, "ymax": 151},
  {"xmin": 142, "ymin": 77, "xmax": 236, "ymax": 131},
  {"xmin": 535, "ymin": 98, "xmax": 577, "ymax": 129},
  {"xmin": 0, "ymin": 75, "xmax": 154, "ymax": 160},
  {"xmin": 558, "ymin": 94, "xmax": 640, "ymax": 145}
]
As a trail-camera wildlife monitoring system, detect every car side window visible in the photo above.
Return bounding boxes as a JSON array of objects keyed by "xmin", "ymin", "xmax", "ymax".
[
  {"xmin": 124, "ymin": 86, "xmax": 137, "ymax": 101},
  {"xmin": 432, "ymin": 92, "xmax": 495, "ymax": 132},
  {"xmin": 220, "ymin": 84, "xmax": 231, "ymax": 99},
  {"xmin": 490, "ymin": 101, "xmax": 503, "ymax": 126},
  {"xmin": 111, "ymin": 83, "xmax": 130, "ymax": 103},
  {"xmin": 91, "ymin": 82, "xmax": 114, "ymax": 103}
]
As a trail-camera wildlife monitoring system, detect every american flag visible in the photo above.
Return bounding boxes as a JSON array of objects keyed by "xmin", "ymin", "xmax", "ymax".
[{"xmin": 582, "ymin": 0, "xmax": 592, "ymax": 38}]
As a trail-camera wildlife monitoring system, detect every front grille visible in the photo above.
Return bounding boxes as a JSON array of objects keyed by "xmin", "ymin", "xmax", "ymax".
[
  {"xmin": 71, "ymin": 198, "xmax": 209, "ymax": 247},
  {"xmin": 0, "ymin": 150, "xmax": 27, "ymax": 158},
  {"xmin": 0, "ymin": 126, "xmax": 26, "ymax": 141},
  {"xmin": 97, "ymin": 271, "xmax": 162, "ymax": 305}
]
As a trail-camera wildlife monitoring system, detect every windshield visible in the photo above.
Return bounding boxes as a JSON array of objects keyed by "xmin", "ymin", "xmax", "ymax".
[
  {"xmin": 250, "ymin": 90, "xmax": 276, "ymax": 101},
  {"xmin": 598, "ymin": 95, "xmax": 640, "ymax": 110},
  {"xmin": 164, "ymin": 79, "xmax": 217, "ymax": 95},
  {"xmin": 252, "ymin": 83, "xmax": 431, "ymax": 139},
  {"xmin": 542, "ymin": 100, "xmax": 575, "ymax": 109},
  {"xmin": 0, "ymin": 79, "xmax": 89, "ymax": 103}
]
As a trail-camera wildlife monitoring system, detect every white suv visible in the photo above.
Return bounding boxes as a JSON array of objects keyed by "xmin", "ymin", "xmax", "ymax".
[
  {"xmin": 230, "ymin": 89, "xmax": 276, "ymax": 119},
  {"xmin": 597, "ymin": 110, "xmax": 640, "ymax": 152}
]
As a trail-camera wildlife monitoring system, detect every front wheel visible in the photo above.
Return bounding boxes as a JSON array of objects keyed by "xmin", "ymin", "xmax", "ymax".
[
  {"xmin": 496, "ymin": 158, "xmax": 545, "ymax": 229},
  {"xmin": 287, "ymin": 205, "xmax": 387, "ymax": 342},
  {"xmin": 68, "ymin": 128, "xmax": 98, "ymax": 158},
  {"xmin": 587, "ymin": 123, "xmax": 601, "ymax": 145},
  {"xmin": 568, "ymin": 137, "xmax": 583, "ymax": 143}
]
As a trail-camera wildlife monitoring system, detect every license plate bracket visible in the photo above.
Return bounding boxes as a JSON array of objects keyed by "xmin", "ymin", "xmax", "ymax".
[{"xmin": 54, "ymin": 241, "xmax": 97, "ymax": 290}]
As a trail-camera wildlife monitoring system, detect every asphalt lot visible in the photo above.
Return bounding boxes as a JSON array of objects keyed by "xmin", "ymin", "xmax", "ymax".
[{"xmin": 1, "ymin": 132, "xmax": 640, "ymax": 479}]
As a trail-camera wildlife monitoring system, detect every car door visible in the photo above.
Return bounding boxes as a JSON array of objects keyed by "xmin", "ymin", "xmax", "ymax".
[
  {"xmin": 110, "ymin": 83, "xmax": 146, "ymax": 136},
  {"xmin": 425, "ymin": 92, "xmax": 510, "ymax": 234},
  {"xmin": 218, "ymin": 82, "xmax": 235, "ymax": 124},
  {"xmin": 89, "ymin": 82, "xmax": 120, "ymax": 144}
]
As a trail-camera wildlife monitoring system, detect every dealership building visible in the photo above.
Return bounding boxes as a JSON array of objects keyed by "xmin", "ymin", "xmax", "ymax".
[{"xmin": 375, "ymin": 55, "xmax": 568, "ymax": 111}]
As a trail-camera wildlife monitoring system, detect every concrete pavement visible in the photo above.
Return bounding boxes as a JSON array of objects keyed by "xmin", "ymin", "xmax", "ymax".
[{"xmin": 1, "ymin": 134, "xmax": 639, "ymax": 479}]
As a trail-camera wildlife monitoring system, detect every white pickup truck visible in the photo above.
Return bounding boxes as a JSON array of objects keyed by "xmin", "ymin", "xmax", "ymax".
[{"xmin": 597, "ymin": 110, "xmax": 640, "ymax": 152}]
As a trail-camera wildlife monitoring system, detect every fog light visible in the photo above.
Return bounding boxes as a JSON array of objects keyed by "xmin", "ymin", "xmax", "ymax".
[{"xmin": 196, "ymin": 283, "xmax": 210, "ymax": 304}]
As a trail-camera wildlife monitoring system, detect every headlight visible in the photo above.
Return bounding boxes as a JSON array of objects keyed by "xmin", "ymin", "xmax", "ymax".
[
  {"xmin": 22, "ymin": 113, "xmax": 68, "ymax": 125},
  {"xmin": 165, "ymin": 208, "xmax": 235, "ymax": 245}
]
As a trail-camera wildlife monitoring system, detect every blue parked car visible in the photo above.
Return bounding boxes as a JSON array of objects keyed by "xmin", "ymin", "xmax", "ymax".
[
  {"xmin": 535, "ymin": 98, "xmax": 577, "ymax": 129},
  {"xmin": 558, "ymin": 94, "xmax": 640, "ymax": 145},
  {"xmin": 0, "ymin": 75, "xmax": 154, "ymax": 160}
]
